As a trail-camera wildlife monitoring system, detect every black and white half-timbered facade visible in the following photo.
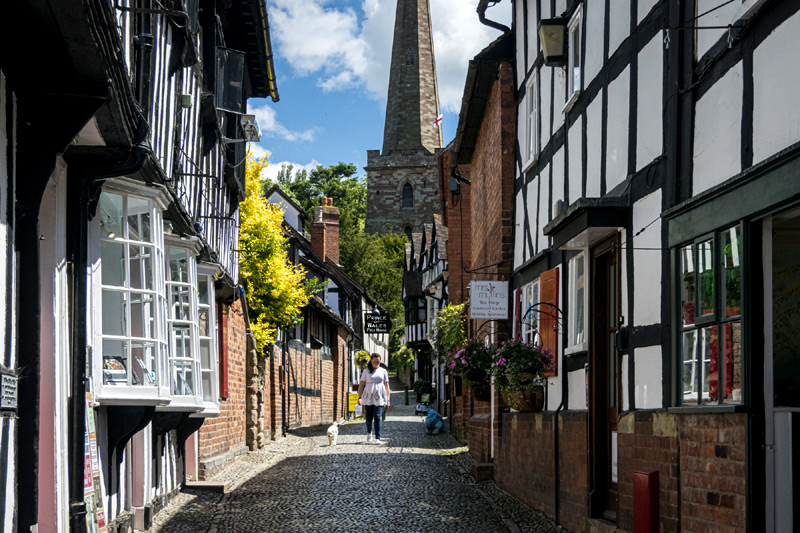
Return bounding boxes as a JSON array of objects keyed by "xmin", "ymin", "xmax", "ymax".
[
  {"xmin": 503, "ymin": 0, "xmax": 800, "ymax": 530},
  {"xmin": 0, "ymin": 0, "xmax": 277, "ymax": 531}
]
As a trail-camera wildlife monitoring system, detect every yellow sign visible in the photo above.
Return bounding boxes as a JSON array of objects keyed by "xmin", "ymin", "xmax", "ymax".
[{"xmin": 348, "ymin": 392, "xmax": 359, "ymax": 412}]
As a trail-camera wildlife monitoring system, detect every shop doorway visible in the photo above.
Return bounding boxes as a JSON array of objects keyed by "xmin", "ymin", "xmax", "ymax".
[
  {"xmin": 589, "ymin": 236, "xmax": 621, "ymax": 521},
  {"xmin": 763, "ymin": 208, "xmax": 800, "ymax": 533}
]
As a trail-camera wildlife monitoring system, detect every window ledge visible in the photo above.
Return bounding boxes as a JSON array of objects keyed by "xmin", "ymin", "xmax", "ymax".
[
  {"xmin": 668, "ymin": 405, "xmax": 746, "ymax": 414},
  {"xmin": 562, "ymin": 91, "xmax": 580, "ymax": 114},
  {"xmin": 522, "ymin": 157, "xmax": 538, "ymax": 175},
  {"xmin": 157, "ymin": 400, "xmax": 204, "ymax": 412},
  {"xmin": 564, "ymin": 344, "xmax": 587, "ymax": 356},
  {"xmin": 94, "ymin": 394, "xmax": 170, "ymax": 407}
]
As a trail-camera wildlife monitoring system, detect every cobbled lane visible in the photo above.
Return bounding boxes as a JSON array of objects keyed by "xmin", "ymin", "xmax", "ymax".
[{"xmin": 152, "ymin": 380, "xmax": 561, "ymax": 533}]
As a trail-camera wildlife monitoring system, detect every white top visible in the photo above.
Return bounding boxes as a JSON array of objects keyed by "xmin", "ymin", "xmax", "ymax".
[{"xmin": 360, "ymin": 367, "xmax": 389, "ymax": 406}]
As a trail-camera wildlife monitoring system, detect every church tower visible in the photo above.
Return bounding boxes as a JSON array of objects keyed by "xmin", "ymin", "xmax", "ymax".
[{"xmin": 364, "ymin": 0, "xmax": 443, "ymax": 237}]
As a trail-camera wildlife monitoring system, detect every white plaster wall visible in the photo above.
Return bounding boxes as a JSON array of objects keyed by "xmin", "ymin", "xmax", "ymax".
[
  {"xmin": 516, "ymin": 0, "xmax": 526, "ymax": 89},
  {"xmin": 526, "ymin": 175, "xmax": 539, "ymax": 254},
  {"xmin": 538, "ymin": 169, "xmax": 550, "ymax": 253},
  {"xmin": 540, "ymin": 0, "xmax": 552, "ymax": 20},
  {"xmin": 514, "ymin": 191, "xmax": 525, "ymax": 269},
  {"xmin": 568, "ymin": 368, "xmax": 587, "ymax": 410},
  {"xmin": 540, "ymin": 67, "xmax": 553, "ymax": 142},
  {"xmin": 633, "ymin": 191, "xmax": 662, "ymax": 326},
  {"xmin": 608, "ymin": 0, "xmax": 630, "ymax": 58},
  {"xmin": 606, "ymin": 67, "xmax": 630, "ymax": 192},
  {"xmin": 753, "ymin": 12, "xmax": 800, "ymax": 165},
  {"xmin": 693, "ymin": 63, "xmax": 742, "ymax": 196},
  {"xmin": 552, "ymin": 147, "xmax": 565, "ymax": 210},
  {"xmin": 634, "ymin": 346, "xmax": 663, "ymax": 409},
  {"xmin": 636, "ymin": 35, "xmax": 663, "ymax": 170},
  {"xmin": 696, "ymin": 0, "xmax": 766, "ymax": 60},
  {"xmin": 555, "ymin": 0, "xmax": 566, "ymax": 16},
  {"xmin": 553, "ymin": 67, "xmax": 566, "ymax": 121},
  {"xmin": 268, "ymin": 192, "xmax": 303, "ymax": 232},
  {"xmin": 621, "ymin": 353, "xmax": 629, "ymax": 411},
  {"xmin": 584, "ymin": 0, "xmax": 605, "ymax": 85},
  {"xmin": 0, "ymin": 72, "xmax": 7, "ymax": 364},
  {"xmin": 586, "ymin": 98, "xmax": 602, "ymax": 197},
  {"xmin": 517, "ymin": 87, "xmax": 527, "ymax": 166},
  {"xmin": 2, "ymin": 419, "xmax": 16, "ymax": 532},
  {"xmin": 526, "ymin": 0, "xmax": 538, "ymax": 75},
  {"xmin": 638, "ymin": 0, "xmax": 659, "ymax": 24},
  {"xmin": 568, "ymin": 119, "xmax": 582, "ymax": 202},
  {"xmin": 546, "ymin": 285, "xmax": 564, "ymax": 411}
]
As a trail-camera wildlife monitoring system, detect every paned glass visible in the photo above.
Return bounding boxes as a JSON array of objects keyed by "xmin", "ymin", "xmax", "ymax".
[
  {"xmin": 698, "ymin": 240, "xmax": 715, "ymax": 316},
  {"xmin": 200, "ymin": 339, "xmax": 212, "ymax": 369},
  {"xmin": 574, "ymin": 255, "xmax": 585, "ymax": 345},
  {"xmin": 700, "ymin": 325, "xmax": 719, "ymax": 404},
  {"xmin": 198, "ymin": 308, "xmax": 209, "ymax": 337},
  {"xmin": 102, "ymin": 340, "xmax": 128, "ymax": 386},
  {"xmin": 171, "ymin": 285, "xmax": 192, "ymax": 321},
  {"xmin": 680, "ymin": 245, "xmax": 695, "ymax": 326},
  {"xmin": 131, "ymin": 342, "xmax": 157, "ymax": 386},
  {"xmin": 172, "ymin": 326, "xmax": 192, "ymax": 358},
  {"xmin": 102, "ymin": 290, "xmax": 127, "ymax": 336},
  {"xmin": 198, "ymin": 277, "xmax": 209, "ymax": 304},
  {"xmin": 130, "ymin": 246, "xmax": 154, "ymax": 290},
  {"xmin": 722, "ymin": 226, "xmax": 742, "ymax": 317},
  {"xmin": 722, "ymin": 321, "xmax": 743, "ymax": 404},
  {"xmin": 101, "ymin": 241, "xmax": 126, "ymax": 287},
  {"xmin": 173, "ymin": 361, "xmax": 194, "ymax": 395},
  {"xmin": 98, "ymin": 193, "xmax": 123, "ymax": 239},
  {"xmin": 127, "ymin": 197, "xmax": 151, "ymax": 242},
  {"xmin": 202, "ymin": 373, "xmax": 213, "ymax": 402},
  {"xmin": 130, "ymin": 294, "xmax": 155, "ymax": 339},
  {"xmin": 169, "ymin": 247, "xmax": 190, "ymax": 282},
  {"xmin": 681, "ymin": 330, "xmax": 698, "ymax": 404}
]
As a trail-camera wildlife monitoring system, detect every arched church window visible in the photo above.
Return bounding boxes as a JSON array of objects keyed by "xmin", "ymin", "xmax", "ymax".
[
  {"xmin": 404, "ymin": 226, "xmax": 413, "ymax": 241},
  {"xmin": 402, "ymin": 183, "xmax": 413, "ymax": 209},
  {"xmin": 406, "ymin": 49, "xmax": 415, "ymax": 66}
]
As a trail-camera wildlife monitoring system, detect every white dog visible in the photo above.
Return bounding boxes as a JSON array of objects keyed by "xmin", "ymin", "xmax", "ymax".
[{"xmin": 327, "ymin": 422, "xmax": 339, "ymax": 446}]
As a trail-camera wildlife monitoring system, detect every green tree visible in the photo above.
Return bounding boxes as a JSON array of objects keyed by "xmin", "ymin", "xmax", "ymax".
[{"xmin": 240, "ymin": 153, "xmax": 319, "ymax": 351}]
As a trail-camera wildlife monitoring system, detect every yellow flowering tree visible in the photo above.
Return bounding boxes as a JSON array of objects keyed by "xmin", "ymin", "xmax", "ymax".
[{"xmin": 239, "ymin": 152, "xmax": 315, "ymax": 350}]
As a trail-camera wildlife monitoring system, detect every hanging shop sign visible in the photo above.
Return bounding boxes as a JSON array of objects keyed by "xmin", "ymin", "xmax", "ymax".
[
  {"xmin": 365, "ymin": 312, "xmax": 392, "ymax": 334},
  {"xmin": 470, "ymin": 281, "xmax": 509, "ymax": 319},
  {"xmin": 1, "ymin": 371, "xmax": 17, "ymax": 410}
]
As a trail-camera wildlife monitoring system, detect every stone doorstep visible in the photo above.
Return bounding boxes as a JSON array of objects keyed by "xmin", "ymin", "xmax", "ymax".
[{"xmin": 184, "ymin": 480, "xmax": 230, "ymax": 494}]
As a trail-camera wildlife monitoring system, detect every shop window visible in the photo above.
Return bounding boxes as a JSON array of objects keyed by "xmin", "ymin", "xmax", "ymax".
[
  {"xmin": 166, "ymin": 245, "xmax": 200, "ymax": 400},
  {"xmin": 197, "ymin": 269, "xmax": 218, "ymax": 405},
  {"xmin": 566, "ymin": 5, "xmax": 583, "ymax": 106},
  {"xmin": 566, "ymin": 252, "xmax": 587, "ymax": 353},
  {"xmin": 678, "ymin": 225, "xmax": 743, "ymax": 405},
  {"xmin": 95, "ymin": 191, "xmax": 167, "ymax": 397}
]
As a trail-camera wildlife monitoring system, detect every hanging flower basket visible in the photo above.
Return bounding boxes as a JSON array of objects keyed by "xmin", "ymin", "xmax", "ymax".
[{"xmin": 502, "ymin": 385, "xmax": 544, "ymax": 412}]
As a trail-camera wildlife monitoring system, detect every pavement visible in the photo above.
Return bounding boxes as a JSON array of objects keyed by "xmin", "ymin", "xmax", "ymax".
[{"xmin": 150, "ymin": 379, "xmax": 563, "ymax": 533}]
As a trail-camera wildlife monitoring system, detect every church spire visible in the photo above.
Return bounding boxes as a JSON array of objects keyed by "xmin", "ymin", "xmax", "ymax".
[{"xmin": 382, "ymin": 0, "xmax": 443, "ymax": 155}]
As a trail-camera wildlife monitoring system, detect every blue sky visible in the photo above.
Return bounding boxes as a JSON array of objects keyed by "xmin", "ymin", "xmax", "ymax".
[{"xmin": 249, "ymin": 0, "xmax": 511, "ymax": 182}]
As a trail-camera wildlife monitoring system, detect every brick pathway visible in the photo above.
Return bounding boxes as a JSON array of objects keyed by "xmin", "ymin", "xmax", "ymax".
[{"xmin": 151, "ymin": 380, "xmax": 562, "ymax": 533}]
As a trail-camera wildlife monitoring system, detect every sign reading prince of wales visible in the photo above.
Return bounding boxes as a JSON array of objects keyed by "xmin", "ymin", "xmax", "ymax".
[{"xmin": 470, "ymin": 281, "xmax": 509, "ymax": 319}]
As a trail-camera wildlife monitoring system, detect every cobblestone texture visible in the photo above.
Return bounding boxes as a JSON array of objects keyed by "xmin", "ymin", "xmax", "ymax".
[{"xmin": 151, "ymin": 381, "xmax": 562, "ymax": 533}]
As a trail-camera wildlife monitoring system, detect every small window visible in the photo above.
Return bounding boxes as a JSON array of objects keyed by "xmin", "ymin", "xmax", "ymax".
[
  {"xmin": 406, "ymin": 49, "xmax": 415, "ymax": 66},
  {"xmin": 525, "ymin": 73, "xmax": 539, "ymax": 166},
  {"xmin": 166, "ymin": 246, "xmax": 199, "ymax": 399},
  {"xmin": 567, "ymin": 5, "xmax": 583, "ymax": 104},
  {"xmin": 520, "ymin": 280, "xmax": 541, "ymax": 345},
  {"xmin": 566, "ymin": 253, "xmax": 587, "ymax": 352},
  {"xmin": 402, "ymin": 183, "xmax": 414, "ymax": 209}
]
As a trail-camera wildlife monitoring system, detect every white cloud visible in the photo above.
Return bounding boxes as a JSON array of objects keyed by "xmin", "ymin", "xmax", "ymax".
[
  {"xmin": 261, "ymin": 159, "xmax": 321, "ymax": 184},
  {"xmin": 268, "ymin": 0, "xmax": 511, "ymax": 113},
  {"xmin": 250, "ymin": 103, "xmax": 316, "ymax": 142}
]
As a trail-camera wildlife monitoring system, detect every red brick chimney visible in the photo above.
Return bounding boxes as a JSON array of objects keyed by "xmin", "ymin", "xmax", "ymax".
[{"xmin": 310, "ymin": 197, "xmax": 340, "ymax": 264}]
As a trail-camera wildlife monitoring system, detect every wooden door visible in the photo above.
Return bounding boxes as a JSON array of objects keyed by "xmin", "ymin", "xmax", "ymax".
[{"xmin": 590, "ymin": 238, "xmax": 621, "ymax": 521}]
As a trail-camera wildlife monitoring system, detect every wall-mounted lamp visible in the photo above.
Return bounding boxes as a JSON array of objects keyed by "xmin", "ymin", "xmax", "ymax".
[
  {"xmin": 539, "ymin": 18, "xmax": 567, "ymax": 66},
  {"xmin": 449, "ymin": 168, "xmax": 471, "ymax": 193}
]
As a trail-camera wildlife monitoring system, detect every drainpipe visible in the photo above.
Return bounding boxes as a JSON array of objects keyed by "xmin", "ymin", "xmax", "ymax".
[
  {"xmin": 476, "ymin": 0, "xmax": 511, "ymax": 33},
  {"xmin": 67, "ymin": 140, "xmax": 150, "ymax": 532},
  {"xmin": 553, "ymin": 396, "xmax": 564, "ymax": 526}
]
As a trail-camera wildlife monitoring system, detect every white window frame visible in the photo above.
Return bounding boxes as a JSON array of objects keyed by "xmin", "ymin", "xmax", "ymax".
[
  {"xmin": 195, "ymin": 265, "xmax": 220, "ymax": 415},
  {"xmin": 565, "ymin": 4, "xmax": 583, "ymax": 111},
  {"xmin": 91, "ymin": 183, "xmax": 171, "ymax": 404},
  {"xmin": 520, "ymin": 280, "xmax": 540, "ymax": 345},
  {"xmin": 164, "ymin": 239, "xmax": 203, "ymax": 410},
  {"xmin": 565, "ymin": 252, "xmax": 588, "ymax": 354},
  {"xmin": 523, "ymin": 71, "xmax": 539, "ymax": 170}
]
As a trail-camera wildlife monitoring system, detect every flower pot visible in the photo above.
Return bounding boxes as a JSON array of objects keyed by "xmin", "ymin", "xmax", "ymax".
[
  {"xmin": 502, "ymin": 385, "xmax": 544, "ymax": 412},
  {"xmin": 464, "ymin": 368, "xmax": 487, "ymax": 382},
  {"xmin": 471, "ymin": 382, "xmax": 491, "ymax": 402}
]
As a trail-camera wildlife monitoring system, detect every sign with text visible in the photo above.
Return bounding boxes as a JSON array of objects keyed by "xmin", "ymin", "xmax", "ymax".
[
  {"xmin": 1, "ymin": 372, "xmax": 17, "ymax": 410},
  {"xmin": 470, "ymin": 281, "xmax": 509, "ymax": 319},
  {"xmin": 365, "ymin": 312, "xmax": 391, "ymax": 334},
  {"xmin": 348, "ymin": 392, "xmax": 359, "ymax": 412}
]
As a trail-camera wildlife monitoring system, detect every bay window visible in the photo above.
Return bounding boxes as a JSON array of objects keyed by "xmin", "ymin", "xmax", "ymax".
[
  {"xmin": 197, "ymin": 267, "xmax": 219, "ymax": 407},
  {"xmin": 166, "ymin": 244, "xmax": 200, "ymax": 403},
  {"xmin": 95, "ymin": 190, "xmax": 168, "ymax": 399},
  {"xmin": 678, "ymin": 225, "xmax": 743, "ymax": 405}
]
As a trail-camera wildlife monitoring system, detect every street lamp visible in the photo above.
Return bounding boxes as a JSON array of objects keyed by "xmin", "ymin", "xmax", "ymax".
[{"xmin": 539, "ymin": 18, "xmax": 567, "ymax": 66}]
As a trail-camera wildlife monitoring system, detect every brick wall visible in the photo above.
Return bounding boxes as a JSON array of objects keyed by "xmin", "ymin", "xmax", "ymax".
[
  {"xmin": 440, "ymin": 149, "xmax": 471, "ymax": 308},
  {"xmin": 197, "ymin": 301, "xmax": 248, "ymax": 479},
  {"xmin": 678, "ymin": 413, "xmax": 746, "ymax": 532}
]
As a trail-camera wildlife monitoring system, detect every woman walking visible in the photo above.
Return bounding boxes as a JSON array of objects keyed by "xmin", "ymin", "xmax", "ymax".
[{"xmin": 357, "ymin": 353, "xmax": 390, "ymax": 444}]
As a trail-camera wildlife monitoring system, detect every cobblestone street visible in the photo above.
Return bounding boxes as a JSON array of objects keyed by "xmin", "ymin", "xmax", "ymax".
[{"xmin": 152, "ymin": 381, "xmax": 561, "ymax": 533}]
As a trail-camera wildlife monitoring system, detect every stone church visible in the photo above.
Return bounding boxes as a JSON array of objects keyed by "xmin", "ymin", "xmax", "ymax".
[{"xmin": 365, "ymin": 0, "xmax": 443, "ymax": 238}]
